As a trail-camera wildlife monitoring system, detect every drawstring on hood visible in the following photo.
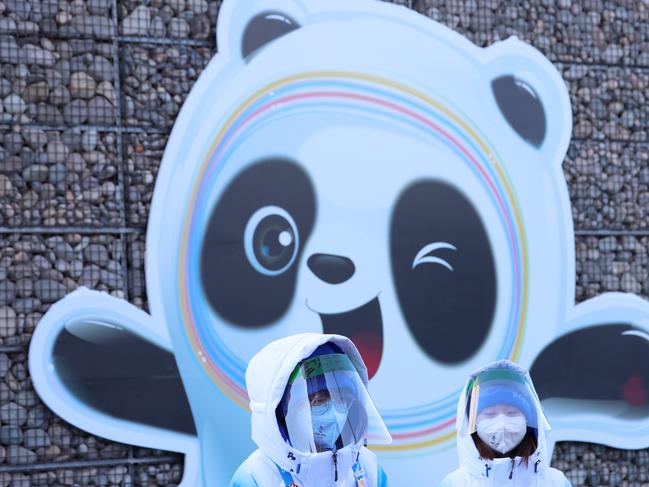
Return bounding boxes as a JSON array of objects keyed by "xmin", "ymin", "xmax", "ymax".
[{"xmin": 333, "ymin": 451, "xmax": 338, "ymax": 481}]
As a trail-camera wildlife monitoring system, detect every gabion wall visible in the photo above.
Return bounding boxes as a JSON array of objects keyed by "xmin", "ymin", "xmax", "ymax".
[{"xmin": 0, "ymin": 0, "xmax": 646, "ymax": 485}]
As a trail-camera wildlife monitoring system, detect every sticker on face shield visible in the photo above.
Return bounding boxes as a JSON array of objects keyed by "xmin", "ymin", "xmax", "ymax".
[{"xmin": 289, "ymin": 353, "xmax": 357, "ymax": 383}]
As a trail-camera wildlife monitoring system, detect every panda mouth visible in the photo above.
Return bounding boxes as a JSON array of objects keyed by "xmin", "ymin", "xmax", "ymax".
[{"xmin": 318, "ymin": 297, "xmax": 383, "ymax": 380}]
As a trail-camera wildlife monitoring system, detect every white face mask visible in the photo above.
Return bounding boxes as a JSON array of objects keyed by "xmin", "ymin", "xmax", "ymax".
[
  {"xmin": 311, "ymin": 404, "xmax": 341, "ymax": 452},
  {"xmin": 476, "ymin": 407, "xmax": 527, "ymax": 455},
  {"xmin": 310, "ymin": 393, "xmax": 350, "ymax": 452}
]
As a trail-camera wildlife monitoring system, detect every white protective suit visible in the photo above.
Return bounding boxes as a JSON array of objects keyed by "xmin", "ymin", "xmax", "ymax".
[
  {"xmin": 230, "ymin": 333, "xmax": 389, "ymax": 487},
  {"xmin": 439, "ymin": 360, "xmax": 572, "ymax": 487}
]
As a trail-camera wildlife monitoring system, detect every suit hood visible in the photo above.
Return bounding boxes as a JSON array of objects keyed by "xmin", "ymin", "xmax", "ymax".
[
  {"xmin": 454, "ymin": 360, "xmax": 551, "ymax": 481},
  {"xmin": 246, "ymin": 333, "xmax": 371, "ymax": 478}
]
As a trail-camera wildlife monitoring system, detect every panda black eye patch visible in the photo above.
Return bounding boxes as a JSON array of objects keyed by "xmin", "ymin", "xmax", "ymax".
[
  {"xmin": 200, "ymin": 158, "xmax": 316, "ymax": 328},
  {"xmin": 390, "ymin": 180, "xmax": 496, "ymax": 364}
]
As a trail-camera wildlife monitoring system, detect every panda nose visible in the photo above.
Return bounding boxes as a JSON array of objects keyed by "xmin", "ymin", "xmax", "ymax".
[{"xmin": 307, "ymin": 253, "xmax": 355, "ymax": 284}]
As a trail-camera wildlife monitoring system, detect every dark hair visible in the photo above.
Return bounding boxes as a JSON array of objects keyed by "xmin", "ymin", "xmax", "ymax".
[{"xmin": 472, "ymin": 428, "xmax": 538, "ymax": 466}]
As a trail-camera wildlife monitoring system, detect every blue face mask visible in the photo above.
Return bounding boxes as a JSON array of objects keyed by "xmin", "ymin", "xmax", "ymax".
[{"xmin": 311, "ymin": 400, "xmax": 341, "ymax": 452}]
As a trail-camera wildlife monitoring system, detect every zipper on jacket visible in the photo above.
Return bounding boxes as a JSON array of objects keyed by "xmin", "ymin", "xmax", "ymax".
[
  {"xmin": 333, "ymin": 451, "xmax": 338, "ymax": 482},
  {"xmin": 534, "ymin": 460, "xmax": 541, "ymax": 473},
  {"xmin": 484, "ymin": 464, "xmax": 491, "ymax": 478},
  {"xmin": 509, "ymin": 458, "xmax": 515, "ymax": 479}
]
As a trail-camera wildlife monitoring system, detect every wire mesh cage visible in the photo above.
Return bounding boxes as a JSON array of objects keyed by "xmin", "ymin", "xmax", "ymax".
[{"xmin": 0, "ymin": 0, "xmax": 646, "ymax": 485}]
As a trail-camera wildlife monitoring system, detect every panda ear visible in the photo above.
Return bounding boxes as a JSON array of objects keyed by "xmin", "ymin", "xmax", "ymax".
[
  {"xmin": 491, "ymin": 75, "xmax": 546, "ymax": 148},
  {"xmin": 481, "ymin": 38, "xmax": 572, "ymax": 160},
  {"xmin": 242, "ymin": 12, "xmax": 301, "ymax": 59},
  {"xmin": 216, "ymin": 0, "xmax": 306, "ymax": 61}
]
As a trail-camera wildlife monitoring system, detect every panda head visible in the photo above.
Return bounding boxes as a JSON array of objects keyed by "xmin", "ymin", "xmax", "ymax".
[{"xmin": 148, "ymin": 0, "xmax": 572, "ymax": 434}]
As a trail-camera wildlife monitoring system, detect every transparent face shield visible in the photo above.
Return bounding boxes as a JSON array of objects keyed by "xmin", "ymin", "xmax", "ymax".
[
  {"xmin": 279, "ymin": 352, "xmax": 392, "ymax": 453},
  {"xmin": 461, "ymin": 366, "xmax": 551, "ymax": 437}
]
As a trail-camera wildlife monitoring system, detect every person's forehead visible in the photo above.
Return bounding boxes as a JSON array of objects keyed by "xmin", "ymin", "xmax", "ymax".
[
  {"xmin": 309, "ymin": 390, "xmax": 330, "ymax": 397},
  {"xmin": 480, "ymin": 404, "xmax": 522, "ymax": 412}
]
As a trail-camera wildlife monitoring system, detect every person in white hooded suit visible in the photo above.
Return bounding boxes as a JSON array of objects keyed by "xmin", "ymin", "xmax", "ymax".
[
  {"xmin": 230, "ymin": 333, "xmax": 391, "ymax": 486},
  {"xmin": 439, "ymin": 360, "xmax": 571, "ymax": 487}
]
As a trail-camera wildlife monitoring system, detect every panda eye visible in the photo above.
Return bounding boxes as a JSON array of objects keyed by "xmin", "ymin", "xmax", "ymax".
[
  {"xmin": 412, "ymin": 242, "xmax": 456, "ymax": 271},
  {"xmin": 201, "ymin": 158, "xmax": 315, "ymax": 328},
  {"xmin": 390, "ymin": 180, "xmax": 496, "ymax": 364},
  {"xmin": 244, "ymin": 206, "xmax": 299, "ymax": 275}
]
